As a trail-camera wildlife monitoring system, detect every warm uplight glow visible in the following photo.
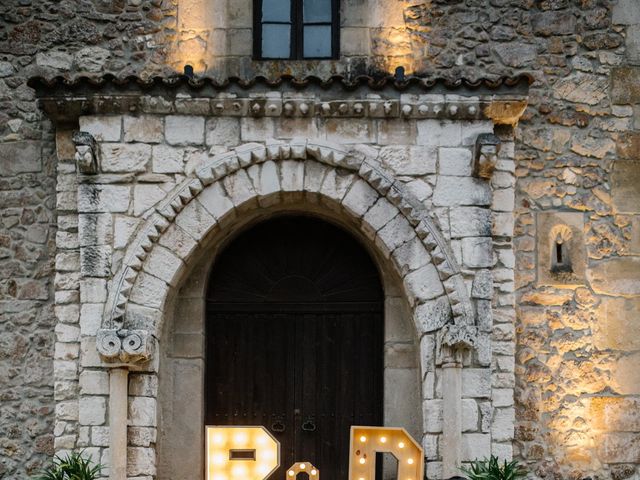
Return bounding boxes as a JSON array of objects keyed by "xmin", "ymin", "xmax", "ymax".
[
  {"xmin": 360, "ymin": 435, "xmax": 367, "ymax": 442},
  {"xmin": 286, "ymin": 462, "xmax": 320, "ymax": 480},
  {"xmin": 206, "ymin": 426, "xmax": 280, "ymax": 480},
  {"xmin": 348, "ymin": 427, "xmax": 423, "ymax": 480}
]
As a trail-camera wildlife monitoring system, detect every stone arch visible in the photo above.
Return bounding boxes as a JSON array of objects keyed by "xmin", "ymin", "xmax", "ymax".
[{"xmin": 97, "ymin": 139, "xmax": 476, "ymax": 363}]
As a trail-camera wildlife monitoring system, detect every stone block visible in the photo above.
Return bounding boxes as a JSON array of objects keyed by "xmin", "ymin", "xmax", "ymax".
[
  {"xmin": 114, "ymin": 215, "xmax": 140, "ymax": 250},
  {"xmin": 423, "ymin": 399, "xmax": 443, "ymax": 433},
  {"xmin": 433, "ymin": 177, "xmax": 491, "ymax": 206},
  {"xmin": 439, "ymin": 147, "xmax": 472, "ymax": 176},
  {"xmin": 79, "ymin": 116, "xmax": 122, "ymax": 142},
  {"xmin": 593, "ymin": 297, "xmax": 640, "ymax": 351},
  {"xmin": 492, "ymin": 188, "xmax": 515, "ymax": 212},
  {"xmin": 613, "ymin": 67, "xmax": 640, "ymax": 105},
  {"xmin": 165, "ymin": 116, "xmax": 205, "ymax": 145},
  {"xmin": 78, "ymin": 185, "xmax": 131, "ymax": 213},
  {"xmin": 143, "ymin": 245, "xmax": 184, "ymax": 287},
  {"xmin": 462, "ymin": 369, "xmax": 491, "ymax": 398},
  {"xmin": 79, "ymin": 370, "xmax": 109, "ymax": 396},
  {"xmin": 536, "ymin": 211, "xmax": 586, "ymax": 287},
  {"xmin": 612, "ymin": 160, "xmax": 640, "ymax": 212},
  {"xmin": 205, "ymin": 117, "xmax": 240, "ymax": 147},
  {"xmin": 129, "ymin": 374, "xmax": 159, "ymax": 397},
  {"xmin": 55, "ymin": 323, "xmax": 80, "ymax": 342},
  {"xmin": 325, "ymin": 118, "xmax": 374, "ymax": 143},
  {"xmin": 0, "ymin": 141, "xmax": 42, "ymax": 175},
  {"xmin": 492, "ymin": 388, "xmax": 513, "ymax": 408},
  {"xmin": 340, "ymin": 27, "xmax": 369, "ymax": 55},
  {"xmin": 91, "ymin": 426, "xmax": 109, "ymax": 447},
  {"xmin": 279, "ymin": 160, "xmax": 305, "ymax": 192},
  {"xmin": 553, "ymin": 73, "xmax": 608, "ymax": 106},
  {"xmin": 391, "ymin": 236, "xmax": 430, "ymax": 275},
  {"xmin": 588, "ymin": 257, "xmax": 640, "ymax": 296},
  {"xmin": 417, "ymin": 120, "xmax": 462, "ymax": 146},
  {"xmin": 80, "ymin": 278, "xmax": 107, "ymax": 303},
  {"xmin": 589, "ymin": 397, "xmax": 640, "ymax": 431},
  {"xmin": 462, "ymin": 433, "xmax": 491, "ymax": 461},
  {"xmin": 403, "ymin": 263, "xmax": 444, "ymax": 304},
  {"xmin": 129, "ymin": 397, "xmax": 157, "ymax": 427},
  {"xmin": 80, "ymin": 245, "xmax": 111, "ymax": 277},
  {"xmin": 627, "ymin": 27, "xmax": 640, "ymax": 65},
  {"xmin": 414, "ymin": 296, "xmax": 451, "ymax": 333},
  {"xmin": 598, "ymin": 433, "xmax": 640, "ymax": 463},
  {"xmin": 134, "ymin": 184, "xmax": 170, "ymax": 216},
  {"xmin": 492, "ymin": 212, "xmax": 514, "ymax": 237},
  {"xmin": 612, "ymin": 0, "xmax": 640, "ymax": 25},
  {"xmin": 342, "ymin": 179, "xmax": 379, "ymax": 218},
  {"xmin": 129, "ymin": 426, "xmax": 157, "ymax": 447},
  {"xmin": 319, "ymin": 169, "xmax": 356, "ymax": 203},
  {"xmin": 450, "ymin": 207, "xmax": 491, "ymax": 238},
  {"xmin": 461, "ymin": 237, "xmax": 493, "ymax": 268},
  {"xmin": 491, "ymin": 407, "xmax": 515, "ymax": 442},
  {"xmin": 377, "ymin": 214, "xmax": 415, "ymax": 254},
  {"xmin": 101, "ymin": 143, "xmax": 151, "ymax": 173},
  {"xmin": 174, "ymin": 198, "xmax": 217, "ymax": 241},
  {"xmin": 612, "ymin": 352, "xmax": 640, "ymax": 395},
  {"xmin": 79, "ymin": 213, "xmax": 113, "ymax": 247},
  {"xmin": 129, "ymin": 273, "xmax": 170, "ymax": 310},
  {"xmin": 378, "ymin": 146, "xmax": 436, "ymax": 175},
  {"xmin": 152, "ymin": 145, "xmax": 184, "ymax": 173},
  {"xmin": 127, "ymin": 446, "xmax": 157, "ymax": 476},
  {"xmin": 78, "ymin": 396, "xmax": 106, "ymax": 425},
  {"xmin": 124, "ymin": 115, "xmax": 164, "ymax": 143},
  {"xmin": 80, "ymin": 303, "xmax": 103, "ymax": 336},
  {"xmin": 241, "ymin": 117, "xmax": 275, "ymax": 142}
]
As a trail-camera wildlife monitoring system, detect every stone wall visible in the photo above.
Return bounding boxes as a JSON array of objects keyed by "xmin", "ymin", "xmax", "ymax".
[{"xmin": 0, "ymin": 0, "xmax": 639, "ymax": 479}]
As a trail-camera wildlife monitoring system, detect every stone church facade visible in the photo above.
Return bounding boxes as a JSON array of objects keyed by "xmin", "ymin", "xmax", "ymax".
[{"xmin": 1, "ymin": 1, "xmax": 639, "ymax": 480}]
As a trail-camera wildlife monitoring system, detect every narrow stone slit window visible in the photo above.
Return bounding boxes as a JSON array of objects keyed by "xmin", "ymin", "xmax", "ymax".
[{"xmin": 550, "ymin": 228, "xmax": 572, "ymax": 274}]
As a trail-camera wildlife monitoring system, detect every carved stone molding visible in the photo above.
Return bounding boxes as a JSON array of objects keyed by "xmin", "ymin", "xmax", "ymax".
[
  {"xmin": 101, "ymin": 140, "xmax": 477, "ymax": 347},
  {"xmin": 436, "ymin": 323, "xmax": 478, "ymax": 364},
  {"xmin": 97, "ymin": 328, "xmax": 152, "ymax": 364}
]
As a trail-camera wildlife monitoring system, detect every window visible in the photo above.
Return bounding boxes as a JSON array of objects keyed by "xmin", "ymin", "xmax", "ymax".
[{"xmin": 254, "ymin": 0, "xmax": 339, "ymax": 60}]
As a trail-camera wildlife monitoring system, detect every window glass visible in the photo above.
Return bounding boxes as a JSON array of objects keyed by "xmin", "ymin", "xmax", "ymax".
[
  {"xmin": 262, "ymin": 0, "xmax": 291, "ymax": 22},
  {"xmin": 303, "ymin": 0, "xmax": 331, "ymax": 23},
  {"xmin": 303, "ymin": 25, "xmax": 332, "ymax": 57},
  {"xmin": 262, "ymin": 24, "xmax": 291, "ymax": 58}
]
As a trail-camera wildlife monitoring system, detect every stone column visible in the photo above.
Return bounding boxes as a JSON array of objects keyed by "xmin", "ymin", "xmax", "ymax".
[
  {"xmin": 109, "ymin": 368, "xmax": 129, "ymax": 480},
  {"xmin": 441, "ymin": 353, "xmax": 463, "ymax": 478}
]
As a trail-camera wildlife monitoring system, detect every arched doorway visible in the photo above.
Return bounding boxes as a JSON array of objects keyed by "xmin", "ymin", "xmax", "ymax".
[{"xmin": 205, "ymin": 215, "xmax": 385, "ymax": 479}]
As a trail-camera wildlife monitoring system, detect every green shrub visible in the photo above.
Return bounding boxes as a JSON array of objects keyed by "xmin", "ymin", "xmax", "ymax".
[
  {"xmin": 461, "ymin": 455, "xmax": 527, "ymax": 480},
  {"xmin": 34, "ymin": 451, "xmax": 103, "ymax": 480}
]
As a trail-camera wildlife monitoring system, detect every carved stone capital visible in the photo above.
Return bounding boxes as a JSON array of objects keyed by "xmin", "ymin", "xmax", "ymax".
[
  {"xmin": 473, "ymin": 133, "xmax": 501, "ymax": 179},
  {"xmin": 437, "ymin": 323, "xmax": 478, "ymax": 364},
  {"xmin": 73, "ymin": 131, "xmax": 99, "ymax": 174},
  {"xmin": 96, "ymin": 328, "xmax": 152, "ymax": 364}
]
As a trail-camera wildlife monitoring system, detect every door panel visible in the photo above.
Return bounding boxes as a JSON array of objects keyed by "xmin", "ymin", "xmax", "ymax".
[
  {"xmin": 206, "ymin": 311, "xmax": 383, "ymax": 479},
  {"xmin": 205, "ymin": 216, "xmax": 384, "ymax": 480}
]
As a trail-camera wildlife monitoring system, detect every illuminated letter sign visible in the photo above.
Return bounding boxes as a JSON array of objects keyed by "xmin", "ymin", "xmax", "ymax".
[
  {"xmin": 286, "ymin": 462, "xmax": 320, "ymax": 479},
  {"xmin": 348, "ymin": 426, "xmax": 423, "ymax": 480},
  {"xmin": 206, "ymin": 426, "xmax": 280, "ymax": 480}
]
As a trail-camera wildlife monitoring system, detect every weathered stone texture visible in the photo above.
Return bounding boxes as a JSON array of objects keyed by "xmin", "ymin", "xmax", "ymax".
[{"xmin": 0, "ymin": 0, "xmax": 638, "ymax": 478}]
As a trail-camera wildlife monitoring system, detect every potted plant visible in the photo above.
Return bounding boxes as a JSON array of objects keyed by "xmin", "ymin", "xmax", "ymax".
[
  {"xmin": 34, "ymin": 451, "xmax": 103, "ymax": 480},
  {"xmin": 461, "ymin": 455, "xmax": 527, "ymax": 480}
]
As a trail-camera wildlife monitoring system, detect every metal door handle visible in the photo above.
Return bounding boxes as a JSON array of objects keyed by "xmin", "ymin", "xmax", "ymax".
[
  {"xmin": 271, "ymin": 415, "xmax": 286, "ymax": 432},
  {"xmin": 271, "ymin": 421, "xmax": 286, "ymax": 432},
  {"xmin": 302, "ymin": 417, "xmax": 316, "ymax": 432}
]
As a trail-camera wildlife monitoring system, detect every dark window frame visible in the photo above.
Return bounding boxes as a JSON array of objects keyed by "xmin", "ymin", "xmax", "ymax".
[{"xmin": 253, "ymin": 0, "xmax": 340, "ymax": 60}]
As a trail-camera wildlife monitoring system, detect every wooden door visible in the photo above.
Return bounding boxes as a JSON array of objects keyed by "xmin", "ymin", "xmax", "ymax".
[{"xmin": 206, "ymin": 217, "xmax": 384, "ymax": 479}]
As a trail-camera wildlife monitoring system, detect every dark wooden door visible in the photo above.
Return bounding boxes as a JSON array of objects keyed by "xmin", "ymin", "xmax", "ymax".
[{"xmin": 205, "ymin": 217, "xmax": 384, "ymax": 480}]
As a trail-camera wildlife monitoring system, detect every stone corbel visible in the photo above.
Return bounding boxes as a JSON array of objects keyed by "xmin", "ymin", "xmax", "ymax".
[
  {"xmin": 73, "ymin": 131, "xmax": 99, "ymax": 174},
  {"xmin": 96, "ymin": 328, "xmax": 152, "ymax": 364},
  {"xmin": 473, "ymin": 133, "xmax": 501, "ymax": 180}
]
